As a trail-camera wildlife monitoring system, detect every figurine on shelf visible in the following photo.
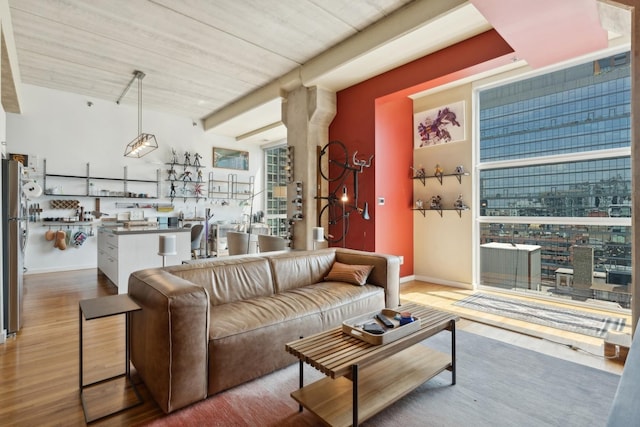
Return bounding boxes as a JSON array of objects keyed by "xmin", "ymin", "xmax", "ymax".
[
  {"xmin": 167, "ymin": 165, "xmax": 178, "ymax": 181},
  {"xmin": 454, "ymin": 194, "xmax": 467, "ymax": 210},
  {"xmin": 194, "ymin": 183, "xmax": 204, "ymax": 199},
  {"xmin": 430, "ymin": 195, "xmax": 442, "ymax": 209},
  {"xmin": 434, "ymin": 164, "xmax": 444, "ymax": 178},
  {"xmin": 411, "ymin": 165, "xmax": 426, "ymax": 178},
  {"xmin": 170, "ymin": 182, "xmax": 176, "ymax": 199},
  {"xmin": 184, "ymin": 151, "xmax": 191, "ymax": 166},
  {"xmin": 193, "ymin": 152, "xmax": 202, "ymax": 167},
  {"xmin": 197, "ymin": 169, "xmax": 204, "ymax": 182},
  {"xmin": 180, "ymin": 170, "xmax": 193, "ymax": 181},
  {"xmin": 415, "ymin": 199, "xmax": 424, "ymax": 209},
  {"xmin": 455, "ymin": 165, "xmax": 465, "ymax": 174},
  {"xmin": 171, "ymin": 148, "xmax": 180, "ymax": 165}
]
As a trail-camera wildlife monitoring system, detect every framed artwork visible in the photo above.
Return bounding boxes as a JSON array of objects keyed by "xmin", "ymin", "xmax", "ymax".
[
  {"xmin": 414, "ymin": 100, "xmax": 465, "ymax": 148},
  {"xmin": 212, "ymin": 147, "xmax": 249, "ymax": 170}
]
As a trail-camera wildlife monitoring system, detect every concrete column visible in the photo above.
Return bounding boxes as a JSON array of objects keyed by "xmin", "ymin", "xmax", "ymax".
[{"xmin": 282, "ymin": 86, "xmax": 336, "ymax": 249}]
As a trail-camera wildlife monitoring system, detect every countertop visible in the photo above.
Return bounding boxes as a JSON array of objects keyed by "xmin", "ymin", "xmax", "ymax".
[{"xmin": 99, "ymin": 226, "xmax": 191, "ymax": 235}]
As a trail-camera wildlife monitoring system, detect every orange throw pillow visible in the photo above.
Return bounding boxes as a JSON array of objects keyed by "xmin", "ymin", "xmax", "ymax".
[{"xmin": 325, "ymin": 262, "xmax": 374, "ymax": 286}]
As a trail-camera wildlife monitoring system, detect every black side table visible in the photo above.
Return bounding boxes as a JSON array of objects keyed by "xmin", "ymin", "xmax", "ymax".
[{"xmin": 79, "ymin": 294, "xmax": 143, "ymax": 423}]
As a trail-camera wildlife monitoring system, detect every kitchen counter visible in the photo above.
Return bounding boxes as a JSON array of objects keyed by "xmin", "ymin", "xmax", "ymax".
[
  {"xmin": 97, "ymin": 227, "xmax": 191, "ymax": 293},
  {"xmin": 102, "ymin": 226, "xmax": 191, "ymax": 235}
]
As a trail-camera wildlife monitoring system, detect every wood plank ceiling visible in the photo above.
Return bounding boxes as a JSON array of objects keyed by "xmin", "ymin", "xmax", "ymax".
[
  {"xmin": 8, "ymin": 0, "xmax": 418, "ymax": 121},
  {"xmin": 6, "ymin": 1, "xmax": 629, "ymax": 142}
]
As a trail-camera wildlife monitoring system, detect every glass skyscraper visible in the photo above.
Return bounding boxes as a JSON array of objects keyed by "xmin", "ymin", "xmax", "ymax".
[{"xmin": 478, "ymin": 51, "xmax": 631, "ymax": 307}]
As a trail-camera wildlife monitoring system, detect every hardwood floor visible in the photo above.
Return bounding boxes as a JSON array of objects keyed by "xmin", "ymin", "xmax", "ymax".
[
  {"xmin": 0, "ymin": 270, "xmax": 628, "ymax": 426},
  {"xmin": 400, "ymin": 281, "xmax": 630, "ymax": 374}
]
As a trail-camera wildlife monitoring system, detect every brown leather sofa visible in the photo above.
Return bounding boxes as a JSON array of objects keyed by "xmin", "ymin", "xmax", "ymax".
[{"xmin": 128, "ymin": 247, "xmax": 400, "ymax": 413}]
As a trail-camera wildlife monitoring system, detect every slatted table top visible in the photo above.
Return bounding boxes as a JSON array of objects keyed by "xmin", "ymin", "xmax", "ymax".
[{"xmin": 285, "ymin": 303, "xmax": 458, "ymax": 379}]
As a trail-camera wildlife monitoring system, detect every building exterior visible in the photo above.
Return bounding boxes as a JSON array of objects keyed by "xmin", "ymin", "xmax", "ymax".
[{"xmin": 478, "ymin": 51, "xmax": 632, "ymax": 307}]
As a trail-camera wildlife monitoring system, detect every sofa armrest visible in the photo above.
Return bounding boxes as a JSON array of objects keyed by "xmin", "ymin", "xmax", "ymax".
[
  {"xmin": 128, "ymin": 268, "xmax": 210, "ymax": 413},
  {"xmin": 335, "ymin": 248, "xmax": 401, "ymax": 308}
]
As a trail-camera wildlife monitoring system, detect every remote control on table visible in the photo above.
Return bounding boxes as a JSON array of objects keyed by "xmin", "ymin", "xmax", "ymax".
[{"xmin": 376, "ymin": 313, "xmax": 395, "ymax": 328}]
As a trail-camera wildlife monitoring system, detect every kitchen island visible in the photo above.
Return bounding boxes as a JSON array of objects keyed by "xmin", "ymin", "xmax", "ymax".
[{"xmin": 97, "ymin": 226, "xmax": 191, "ymax": 293}]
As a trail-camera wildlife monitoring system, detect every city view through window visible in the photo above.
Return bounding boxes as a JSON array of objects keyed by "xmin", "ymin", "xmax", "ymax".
[
  {"xmin": 478, "ymin": 51, "xmax": 631, "ymax": 309},
  {"xmin": 264, "ymin": 145, "xmax": 289, "ymax": 237}
]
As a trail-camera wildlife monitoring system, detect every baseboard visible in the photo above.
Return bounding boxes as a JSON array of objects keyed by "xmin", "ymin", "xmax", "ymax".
[
  {"xmin": 24, "ymin": 264, "xmax": 97, "ymax": 275},
  {"xmin": 399, "ymin": 275, "xmax": 415, "ymax": 283},
  {"xmin": 413, "ymin": 275, "xmax": 473, "ymax": 290}
]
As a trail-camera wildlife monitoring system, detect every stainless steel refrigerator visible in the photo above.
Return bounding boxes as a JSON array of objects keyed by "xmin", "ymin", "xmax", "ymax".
[{"xmin": 2, "ymin": 159, "xmax": 28, "ymax": 335}]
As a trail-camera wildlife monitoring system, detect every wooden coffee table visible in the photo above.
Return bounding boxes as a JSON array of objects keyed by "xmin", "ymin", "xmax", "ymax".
[{"xmin": 285, "ymin": 303, "xmax": 458, "ymax": 427}]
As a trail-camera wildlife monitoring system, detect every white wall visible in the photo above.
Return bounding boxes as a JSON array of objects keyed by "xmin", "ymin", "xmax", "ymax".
[
  {"xmin": 0, "ymin": 98, "xmax": 6, "ymax": 341},
  {"xmin": 7, "ymin": 85, "xmax": 263, "ymax": 274},
  {"xmin": 412, "ymin": 84, "xmax": 473, "ymax": 288}
]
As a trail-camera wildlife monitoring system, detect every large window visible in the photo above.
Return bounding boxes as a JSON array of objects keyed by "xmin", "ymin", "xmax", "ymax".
[
  {"xmin": 480, "ymin": 52, "xmax": 631, "ymax": 162},
  {"xmin": 264, "ymin": 144, "xmax": 289, "ymax": 237},
  {"xmin": 480, "ymin": 157, "xmax": 630, "ymax": 218},
  {"xmin": 477, "ymin": 51, "xmax": 631, "ymax": 308}
]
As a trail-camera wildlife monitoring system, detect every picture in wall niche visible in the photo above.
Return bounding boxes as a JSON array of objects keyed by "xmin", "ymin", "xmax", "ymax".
[
  {"xmin": 212, "ymin": 147, "xmax": 249, "ymax": 170},
  {"xmin": 9, "ymin": 153, "xmax": 28, "ymax": 165},
  {"xmin": 414, "ymin": 100, "xmax": 465, "ymax": 148}
]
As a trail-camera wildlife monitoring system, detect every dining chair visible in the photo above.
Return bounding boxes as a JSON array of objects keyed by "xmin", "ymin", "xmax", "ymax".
[
  {"xmin": 258, "ymin": 234, "xmax": 287, "ymax": 253},
  {"xmin": 226, "ymin": 231, "xmax": 250, "ymax": 255}
]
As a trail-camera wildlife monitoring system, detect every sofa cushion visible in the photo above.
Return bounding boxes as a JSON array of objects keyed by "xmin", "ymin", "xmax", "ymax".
[
  {"xmin": 324, "ymin": 261, "xmax": 374, "ymax": 286},
  {"xmin": 209, "ymin": 292, "xmax": 323, "ymax": 339},
  {"xmin": 285, "ymin": 281, "xmax": 386, "ymax": 328},
  {"xmin": 268, "ymin": 249, "xmax": 336, "ymax": 293},
  {"xmin": 168, "ymin": 257, "xmax": 275, "ymax": 305},
  {"xmin": 207, "ymin": 293, "xmax": 324, "ymax": 394}
]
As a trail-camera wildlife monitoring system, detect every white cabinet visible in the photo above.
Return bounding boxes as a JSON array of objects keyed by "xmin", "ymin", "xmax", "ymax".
[
  {"xmin": 97, "ymin": 228, "xmax": 118, "ymax": 280},
  {"xmin": 98, "ymin": 228, "xmax": 191, "ymax": 293}
]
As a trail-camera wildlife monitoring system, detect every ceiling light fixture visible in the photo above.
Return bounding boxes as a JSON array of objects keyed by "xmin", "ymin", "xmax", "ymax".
[{"xmin": 120, "ymin": 70, "xmax": 158, "ymax": 158}]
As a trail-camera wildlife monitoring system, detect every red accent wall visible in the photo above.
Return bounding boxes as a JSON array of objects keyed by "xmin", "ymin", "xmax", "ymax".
[
  {"xmin": 329, "ymin": 30, "xmax": 514, "ymax": 276},
  {"xmin": 375, "ymin": 96, "xmax": 414, "ymax": 273}
]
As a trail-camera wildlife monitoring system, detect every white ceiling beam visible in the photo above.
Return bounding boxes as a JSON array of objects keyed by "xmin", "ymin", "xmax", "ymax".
[
  {"xmin": 202, "ymin": 0, "xmax": 467, "ymax": 133},
  {"xmin": 236, "ymin": 121, "xmax": 284, "ymax": 142}
]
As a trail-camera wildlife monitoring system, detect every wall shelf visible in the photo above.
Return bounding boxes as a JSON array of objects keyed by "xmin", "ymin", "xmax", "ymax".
[
  {"xmin": 42, "ymin": 221, "xmax": 94, "ymax": 225},
  {"xmin": 412, "ymin": 165, "xmax": 469, "ymax": 219},
  {"xmin": 43, "ymin": 193, "xmax": 157, "ymax": 199},
  {"xmin": 165, "ymin": 162, "xmax": 205, "ymax": 183},
  {"xmin": 165, "ymin": 162, "xmax": 203, "ymax": 169},
  {"xmin": 206, "ymin": 173, "xmax": 254, "ymax": 200},
  {"xmin": 114, "ymin": 202, "xmax": 170, "ymax": 209},
  {"xmin": 165, "ymin": 159, "xmax": 207, "ymax": 202},
  {"xmin": 412, "ymin": 172, "xmax": 469, "ymax": 186},
  {"xmin": 43, "ymin": 159, "xmax": 160, "ymax": 199},
  {"xmin": 412, "ymin": 207, "xmax": 469, "ymax": 218}
]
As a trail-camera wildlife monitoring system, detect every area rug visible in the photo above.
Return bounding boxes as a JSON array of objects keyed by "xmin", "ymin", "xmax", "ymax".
[
  {"xmin": 140, "ymin": 330, "xmax": 620, "ymax": 427},
  {"xmin": 454, "ymin": 293, "xmax": 626, "ymax": 338}
]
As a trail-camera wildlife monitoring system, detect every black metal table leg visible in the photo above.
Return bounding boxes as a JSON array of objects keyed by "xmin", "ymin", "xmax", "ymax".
[
  {"xmin": 298, "ymin": 359, "xmax": 304, "ymax": 412},
  {"xmin": 79, "ymin": 306, "xmax": 83, "ymax": 392},
  {"xmin": 352, "ymin": 364, "xmax": 359, "ymax": 427},
  {"xmin": 451, "ymin": 319, "xmax": 456, "ymax": 385},
  {"xmin": 298, "ymin": 335, "xmax": 304, "ymax": 412}
]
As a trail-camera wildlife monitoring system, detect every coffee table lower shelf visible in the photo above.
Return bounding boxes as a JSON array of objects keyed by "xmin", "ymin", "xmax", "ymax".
[{"xmin": 291, "ymin": 344, "xmax": 451, "ymax": 427}]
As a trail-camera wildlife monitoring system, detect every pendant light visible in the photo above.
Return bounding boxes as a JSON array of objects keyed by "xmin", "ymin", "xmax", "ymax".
[{"xmin": 122, "ymin": 70, "xmax": 158, "ymax": 158}]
